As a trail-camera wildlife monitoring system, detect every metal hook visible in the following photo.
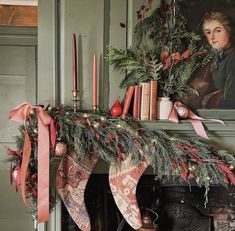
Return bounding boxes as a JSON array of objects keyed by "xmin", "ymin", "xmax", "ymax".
[{"xmin": 146, "ymin": 208, "xmax": 159, "ymax": 225}]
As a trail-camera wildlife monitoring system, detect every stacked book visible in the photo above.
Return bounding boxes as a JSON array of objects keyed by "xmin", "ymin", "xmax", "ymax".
[{"xmin": 121, "ymin": 80, "xmax": 158, "ymax": 120}]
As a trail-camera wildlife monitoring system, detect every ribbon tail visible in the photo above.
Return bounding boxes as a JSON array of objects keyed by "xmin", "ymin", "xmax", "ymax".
[
  {"xmin": 21, "ymin": 131, "xmax": 31, "ymax": 206},
  {"xmin": 168, "ymin": 106, "xmax": 179, "ymax": 123},
  {"xmin": 57, "ymin": 150, "xmax": 99, "ymax": 231},
  {"xmin": 189, "ymin": 119, "xmax": 209, "ymax": 140},
  {"xmin": 188, "ymin": 110, "xmax": 225, "ymax": 125},
  {"xmin": 37, "ymin": 116, "xmax": 50, "ymax": 223},
  {"xmin": 50, "ymin": 119, "xmax": 56, "ymax": 154}
]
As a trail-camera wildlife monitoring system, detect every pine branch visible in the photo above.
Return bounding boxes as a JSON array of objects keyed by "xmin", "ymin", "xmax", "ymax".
[{"xmin": 106, "ymin": 46, "xmax": 162, "ymax": 88}]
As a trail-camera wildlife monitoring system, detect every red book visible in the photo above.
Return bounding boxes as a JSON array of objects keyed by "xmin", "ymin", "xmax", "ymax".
[
  {"xmin": 121, "ymin": 86, "xmax": 135, "ymax": 119},
  {"xmin": 132, "ymin": 85, "xmax": 139, "ymax": 119}
]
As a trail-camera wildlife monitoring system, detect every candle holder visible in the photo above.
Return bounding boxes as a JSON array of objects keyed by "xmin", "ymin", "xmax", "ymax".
[
  {"xmin": 72, "ymin": 90, "xmax": 79, "ymax": 112},
  {"xmin": 92, "ymin": 105, "xmax": 99, "ymax": 113}
]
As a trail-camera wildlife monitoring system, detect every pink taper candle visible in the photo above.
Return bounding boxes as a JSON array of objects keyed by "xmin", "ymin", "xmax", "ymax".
[
  {"xmin": 93, "ymin": 53, "xmax": 97, "ymax": 108},
  {"xmin": 72, "ymin": 33, "xmax": 77, "ymax": 91}
]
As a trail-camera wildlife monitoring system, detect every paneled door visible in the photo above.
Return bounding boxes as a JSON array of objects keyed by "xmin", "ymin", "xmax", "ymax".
[{"xmin": 0, "ymin": 38, "xmax": 37, "ymax": 230}]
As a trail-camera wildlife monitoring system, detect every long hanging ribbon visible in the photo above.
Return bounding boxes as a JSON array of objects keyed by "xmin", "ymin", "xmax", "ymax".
[
  {"xmin": 168, "ymin": 101, "xmax": 225, "ymax": 139},
  {"xmin": 9, "ymin": 102, "xmax": 52, "ymax": 223}
]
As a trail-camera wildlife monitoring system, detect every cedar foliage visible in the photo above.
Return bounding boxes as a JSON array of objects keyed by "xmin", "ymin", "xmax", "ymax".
[{"xmin": 106, "ymin": 1, "xmax": 212, "ymax": 99}]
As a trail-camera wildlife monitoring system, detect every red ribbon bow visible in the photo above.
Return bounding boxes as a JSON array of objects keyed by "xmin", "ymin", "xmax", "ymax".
[
  {"xmin": 9, "ymin": 102, "xmax": 53, "ymax": 223},
  {"xmin": 168, "ymin": 101, "xmax": 225, "ymax": 139}
]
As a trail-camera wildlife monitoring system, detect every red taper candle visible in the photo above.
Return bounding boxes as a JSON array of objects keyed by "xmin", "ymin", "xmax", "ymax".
[
  {"xmin": 72, "ymin": 33, "xmax": 77, "ymax": 91},
  {"xmin": 93, "ymin": 53, "xmax": 97, "ymax": 108}
]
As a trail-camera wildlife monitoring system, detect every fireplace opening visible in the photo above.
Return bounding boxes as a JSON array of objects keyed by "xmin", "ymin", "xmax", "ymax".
[{"xmin": 61, "ymin": 174, "xmax": 235, "ymax": 231}]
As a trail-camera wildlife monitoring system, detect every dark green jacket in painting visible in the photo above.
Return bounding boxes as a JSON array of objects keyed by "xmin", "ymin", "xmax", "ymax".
[
  {"xmin": 211, "ymin": 47, "xmax": 235, "ymax": 108},
  {"xmin": 184, "ymin": 46, "xmax": 235, "ymax": 109}
]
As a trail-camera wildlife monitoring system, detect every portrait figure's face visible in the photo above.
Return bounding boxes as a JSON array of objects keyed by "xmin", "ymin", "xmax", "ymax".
[{"xmin": 203, "ymin": 20, "xmax": 230, "ymax": 50}]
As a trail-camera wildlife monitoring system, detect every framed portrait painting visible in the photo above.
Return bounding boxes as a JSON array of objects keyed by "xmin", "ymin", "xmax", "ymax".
[{"xmin": 178, "ymin": 0, "xmax": 235, "ymax": 119}]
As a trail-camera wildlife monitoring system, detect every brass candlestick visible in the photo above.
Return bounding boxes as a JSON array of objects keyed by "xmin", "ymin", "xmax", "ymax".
[
  {"xmin": 92, "ymin": 105, "xmax": 99, "ymax": 113},
  {"xmin": 72, "ymin": 90, "xmax": 79, "ymax": 112}
]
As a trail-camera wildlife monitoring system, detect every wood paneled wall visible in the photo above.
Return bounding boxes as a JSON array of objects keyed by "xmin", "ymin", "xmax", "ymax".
[{"xmin": 0, "ymin": 5, "xmax": 37, "ymax": 27}]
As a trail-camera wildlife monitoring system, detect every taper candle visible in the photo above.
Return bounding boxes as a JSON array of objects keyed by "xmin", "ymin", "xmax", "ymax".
[
  {"xmin": 93, "ymin": 53, "xmax": 97, "ymax": 108},
  {"xmin": 72, "ymin": 33, "xmax": 78, "ymax": 91}
]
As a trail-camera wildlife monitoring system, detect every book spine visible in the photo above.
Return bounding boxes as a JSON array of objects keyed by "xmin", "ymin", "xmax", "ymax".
[
  {"xmin": 121, "ymin": 86, "xmax": 135, "ymax": 119},
  {"xmin": 133, "ymin": 85, "xmax": 139, "ymax": 119},
  {"xmin": 137, "ymin": 85, "xmax": 142, "ymax": 119},
  {"xmin": 140, "ymin": 82, "xmax": 151, "ymax": 120},
  {"xmin": 149, "ymin": 80, "xmax": 158, "ymax": 120}
]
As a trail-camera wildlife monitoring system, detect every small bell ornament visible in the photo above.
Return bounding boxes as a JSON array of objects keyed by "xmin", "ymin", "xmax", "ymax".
[{"xmin": 138, "ymin": 208, "xmax": 159, "ymax": 231}]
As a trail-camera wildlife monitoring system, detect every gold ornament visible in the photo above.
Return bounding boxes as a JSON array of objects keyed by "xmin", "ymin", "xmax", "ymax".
[
  {"xmin": 175, "ymin": 105, "xmax": 189, "ymax": 119},
  {"xmin": 174, "ymin": 101, "xmax": 189, "ymax": 119},
  {"xmin": 55, "ymin": 142, "xmax": 67, "ymax": 157}
]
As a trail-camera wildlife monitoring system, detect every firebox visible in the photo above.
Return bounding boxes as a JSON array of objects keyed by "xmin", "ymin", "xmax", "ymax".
[{"xmin": 61, "ymin": 175, "xmax": 235, "ymax": 231}]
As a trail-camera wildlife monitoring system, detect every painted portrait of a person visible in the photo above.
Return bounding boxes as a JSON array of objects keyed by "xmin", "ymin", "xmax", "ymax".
[{"xmin": 185, "ymin": 11, "xmax": 235, "ymax": 109}]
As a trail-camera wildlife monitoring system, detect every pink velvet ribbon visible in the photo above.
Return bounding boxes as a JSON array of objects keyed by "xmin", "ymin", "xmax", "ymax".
[
  {"xmin": 9, "ymin": 102, "xmax": 53, "ymax": 223},
  {"xmin": 168, "ymin": 101, "xmax": 225, "ymax": 139}
]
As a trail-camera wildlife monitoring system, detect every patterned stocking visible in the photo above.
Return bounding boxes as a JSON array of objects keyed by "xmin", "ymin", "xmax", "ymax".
[
  {"xmin": 109, "ymin": 156, "xmax": 150, "ymax": 230},
  {"xmin": 56, "ymin": 150, "xmax": 99, "ymax": 231}
]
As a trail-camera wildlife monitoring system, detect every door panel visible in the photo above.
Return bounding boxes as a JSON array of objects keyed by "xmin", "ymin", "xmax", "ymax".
[{"xmin": 0, "ymin": 45, "xmax": 36, "ymax": 231}]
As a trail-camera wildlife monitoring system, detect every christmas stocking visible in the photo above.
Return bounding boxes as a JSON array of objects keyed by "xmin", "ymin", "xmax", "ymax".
[
  {"xmin": 56, "ymin": 150, "xmax": 99, "ymax": 231},
  {"xmin": 109, "ymin": 156, "xmax": 150, "ymax": 230}
]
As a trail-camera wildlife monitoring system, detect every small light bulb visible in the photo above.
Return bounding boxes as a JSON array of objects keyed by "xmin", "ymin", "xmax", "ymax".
[{"xmin": 93, "ymin": 123, "xmax": 99, "ymax": 128}]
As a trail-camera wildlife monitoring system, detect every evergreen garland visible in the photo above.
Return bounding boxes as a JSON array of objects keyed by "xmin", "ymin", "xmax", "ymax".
[{"xmin": 6, "ymin": 104, "xmax": 235, "ymax": 213}]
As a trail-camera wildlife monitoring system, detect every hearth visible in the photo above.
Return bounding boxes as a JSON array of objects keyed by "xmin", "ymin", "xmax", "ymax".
[{"xmin": 61, "ymin": 175, "xmax": 235, "ymax": 231}]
